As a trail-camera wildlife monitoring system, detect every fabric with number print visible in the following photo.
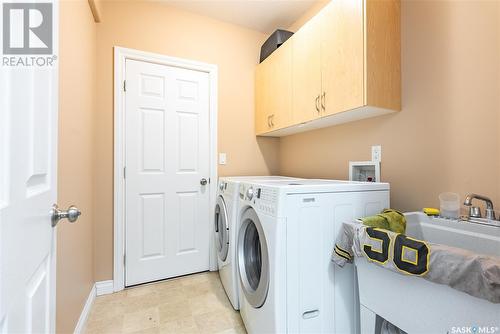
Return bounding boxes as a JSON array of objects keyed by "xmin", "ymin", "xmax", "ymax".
[{"xmin": 332, "ymin": 221, "xmax": 500, "ymax": 303}]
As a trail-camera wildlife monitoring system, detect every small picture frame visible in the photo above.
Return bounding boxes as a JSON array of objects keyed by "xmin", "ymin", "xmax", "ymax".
[{"xmin": 349, "ymin": 161, "xmax": 381, "ymax": 182}]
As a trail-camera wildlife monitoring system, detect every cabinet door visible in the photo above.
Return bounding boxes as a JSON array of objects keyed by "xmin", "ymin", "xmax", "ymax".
[
  {"xmin": 266, "ymin": 39, "xmax": 292, "ymax": 131},
  {"xmin": 321, "ymin": 0, "xmax": 364, "ymax": 116},
  {"xmin": 255, "ymin": 58, "xmax": 271, "ymax": 135},
  {"xmin": 292, "ymin": 14, "xmax": 322, "ymax": 124},
  {"xmin": 255, "ymin": 40, "xmax": 293, "ymax": 135}
]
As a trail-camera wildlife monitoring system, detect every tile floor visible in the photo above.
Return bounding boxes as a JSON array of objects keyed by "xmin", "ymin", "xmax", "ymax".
[{"xmin": 84, "ymin": 272, "xmax": 246, "ymax": 334}]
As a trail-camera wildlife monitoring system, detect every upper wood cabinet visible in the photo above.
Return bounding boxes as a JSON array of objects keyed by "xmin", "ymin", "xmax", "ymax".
[
  {"xmin": 255, "ymin": 38, "xmax": 293, "ymax": 135},
  {"xmin": 321, "ymin": 0, "xmax": 364, "ymax": 117},
  {"xmin": 256, "ymin": 0, "xmax": 401, "ymax": 137},
  {"xmin": 291, "ymin": 13, "xmax": 323, "ymax": 124}
]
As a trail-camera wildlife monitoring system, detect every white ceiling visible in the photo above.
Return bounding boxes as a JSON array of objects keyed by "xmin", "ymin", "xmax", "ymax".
[{"xmin": 163, "ymin": 0, "xmax": 323, "ymax": 34}]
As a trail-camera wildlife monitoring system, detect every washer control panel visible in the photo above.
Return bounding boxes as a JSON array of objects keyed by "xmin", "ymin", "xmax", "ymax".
[
  {"xmin": 257, "ymin": 187, "xmax": 278, "ymax": 216},
  {"xmin": 240, "ymin": 184, "xmax": 278, "ymax": 216}
]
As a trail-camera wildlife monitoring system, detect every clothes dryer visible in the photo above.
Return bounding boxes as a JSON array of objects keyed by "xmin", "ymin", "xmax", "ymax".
[{"xmin": 214, "ymin": 176, "xmax": 301, "ymax": 309}]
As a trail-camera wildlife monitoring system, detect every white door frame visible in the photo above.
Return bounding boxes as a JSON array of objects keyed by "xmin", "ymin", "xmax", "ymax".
[{"xmin": 113, "ymin": 46, "xmax": 218, "ymax": 292}]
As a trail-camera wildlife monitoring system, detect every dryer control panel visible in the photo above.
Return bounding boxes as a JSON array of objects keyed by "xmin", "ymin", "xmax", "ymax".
[{"xmin": 218, "ymin": 180, "xmax": 235, "ymax": 197}]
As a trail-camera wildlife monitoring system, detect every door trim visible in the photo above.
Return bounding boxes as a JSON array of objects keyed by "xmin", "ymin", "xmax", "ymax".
[{"xmin": 113, "ymin": 46, "xmax": 218, "ymax": 292}]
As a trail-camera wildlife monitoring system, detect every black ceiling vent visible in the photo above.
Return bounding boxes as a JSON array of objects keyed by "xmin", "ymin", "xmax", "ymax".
[{"xmin": 260, "ymin": 29, "xmax": 294, "ymax": 63}]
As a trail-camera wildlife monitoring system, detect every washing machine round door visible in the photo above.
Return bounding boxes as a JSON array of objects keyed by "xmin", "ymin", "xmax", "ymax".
[
  {"xmin": 215, "ymin": 196, "xmax": 229, "ymax": 261},
  {"xmin": 238, "ymin": 207, "xmax": 269, "ymax": 308}
]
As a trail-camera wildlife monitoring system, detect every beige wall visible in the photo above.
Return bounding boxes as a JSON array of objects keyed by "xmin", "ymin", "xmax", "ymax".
[
  {"xmin": 93, "ymin": 1, "xmax": 280, "ymax": 280},
  {"xmin": 58, "ymin": 1, "xmax": 96, "ymax": 332},
  {"xmin": 280, "ymin": 0, "xmax": 500, "ymax": 212}
]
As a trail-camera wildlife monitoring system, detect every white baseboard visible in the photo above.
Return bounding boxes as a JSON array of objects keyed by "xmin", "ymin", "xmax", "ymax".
[
  {"xmin": 74, "ymin": 283, "xmax": 96, "ymax": 334},
  {"xmin": 73, "ymin": 280, "xmax": 114, "ymax": 333},
  {"xmin": 95, "ymin": 280, "xmax": 114, "ymax": 296}
]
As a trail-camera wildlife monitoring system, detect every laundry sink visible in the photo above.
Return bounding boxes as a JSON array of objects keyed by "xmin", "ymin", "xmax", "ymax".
[
  {"xmin": 405, "ymin": 212, "xmax": 500, "ymax": 257},
  {"xmin": 356, "ymin": 212, "xmax": 500, "ymax": 334}
]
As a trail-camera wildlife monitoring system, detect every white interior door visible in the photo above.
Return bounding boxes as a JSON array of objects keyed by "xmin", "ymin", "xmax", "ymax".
[
  {"xmin": 125, "ymin": 59, "xmax": 211, "ymax": 286},
  {"xmin": 0, "ymin": 1, "xmax": 59, "ymax": 332}
]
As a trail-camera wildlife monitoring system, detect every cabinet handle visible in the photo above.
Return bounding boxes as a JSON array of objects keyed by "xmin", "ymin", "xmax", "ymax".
[
  {"xmin": 267, "ymin": 115, "xmax": 271, "ymax": 128},
  {"xmin": 321, "ymin": 92, "xmax": 326, "ymax": 111},
  {"xmin": 315, "ymin": 95, "xmax": 320, "ymax": 113},
  {"xmin": 270, "ymin": 114, "xmax": 275, "ymax": 127}
]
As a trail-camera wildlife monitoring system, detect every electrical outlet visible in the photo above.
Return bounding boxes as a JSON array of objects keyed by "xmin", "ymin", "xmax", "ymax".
[
  {"xmin": 371, "ymin": 145, "xmax": 382, "ymax": 162},
  {"xmin": 219, "ymin": 153, "xmax": 227, "ymax": 165}
]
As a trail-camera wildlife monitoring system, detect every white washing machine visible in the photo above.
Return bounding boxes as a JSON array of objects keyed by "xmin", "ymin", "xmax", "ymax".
[
  {"xmin": 214, "ymin": 176, "xmax": 301, "ymax": 310},
  {"xmin": 236, "ymin": 179, "xmax": 390, "ymax": 333}
]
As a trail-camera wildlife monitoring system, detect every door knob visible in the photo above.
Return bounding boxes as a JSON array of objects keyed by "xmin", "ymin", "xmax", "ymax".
[
  {"xmin": 200, "ymin": 178, "xmax": 208, "ymax": 186},
  {"xmin": 50, "ymin": 204, "xmax": 81, "ymax": 227}
]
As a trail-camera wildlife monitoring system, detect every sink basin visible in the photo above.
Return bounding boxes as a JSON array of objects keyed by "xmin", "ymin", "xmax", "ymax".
[
  {"xmin": 356, "ymin": 212, "xmax": 500, "ymax": 334},
  {"xmin": 406, "ymin": 212, "xmax": 500, "ymax": 257}
]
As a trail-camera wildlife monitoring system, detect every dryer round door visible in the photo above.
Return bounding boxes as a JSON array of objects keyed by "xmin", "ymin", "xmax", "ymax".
[
  {"xmin": 237, "ymin": 207, "xmax": 269, "ymax": 308},
  {"xmin": 214, "ymin": 196, "xmax": 229, "ymax": 261}
]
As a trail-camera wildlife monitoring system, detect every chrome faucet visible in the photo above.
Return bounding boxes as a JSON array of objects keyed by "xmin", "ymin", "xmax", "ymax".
[{"xmin": 464, "ymin": 193, "xmax": 496, "ymax": 220}]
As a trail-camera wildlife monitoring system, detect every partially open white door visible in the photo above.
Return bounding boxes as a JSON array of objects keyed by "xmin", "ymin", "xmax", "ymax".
[
  {"xmin": 0, "ymin": 2, "xmax": 79, "ymax": 333},
  {"xmin": 125, "ymin": 59, "xmax": 211, "ymax": 286}
]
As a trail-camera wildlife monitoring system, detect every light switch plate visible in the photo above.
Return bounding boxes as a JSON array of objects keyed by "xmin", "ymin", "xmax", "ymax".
[
  {"xmin": 371, "ymin": 145, "xmax": 382, "ymax": 162},
  {"xmin": 219, "ymin": 153, "xmax": 227, "ymax": 165}
]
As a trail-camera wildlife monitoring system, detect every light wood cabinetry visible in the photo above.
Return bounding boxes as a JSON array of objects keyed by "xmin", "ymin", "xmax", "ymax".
[
  {"xmin": 365, "ymin": 0, "xmax": 401, "ymax": 110},
  {"xmin": 255, "ymin": 56, "xmax": 270, "ymax": 135},
  {"xmin": 321, "ymin": 0, "xmax": 364, "ymax": 117},
  {"xmin": 255, "ymin": 38, "xmax": 293, "ymax": 135},
  {"xmin": 255, "ymin": 0, "xmax": 401, "ymax": 137},
  {"xmin": 291, "ymin": 14, "xmax": 322, "ymax": 124}
]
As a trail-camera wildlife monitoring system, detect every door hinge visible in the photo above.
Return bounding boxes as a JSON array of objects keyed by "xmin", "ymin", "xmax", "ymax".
[
  {"xmin": 123, "ymin": 80, "xmax": 126, "ymax": 92},
  {"xmin": 123, "ymin": 254, "xmax": 126, "ymax": 265},
  {"xmin": 123, "ymin": 166, "xmax": 126, "ymax": 179},
  {"xmin": 209, "ymin": 178, "xmax": 211, "ymax": 184}
]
